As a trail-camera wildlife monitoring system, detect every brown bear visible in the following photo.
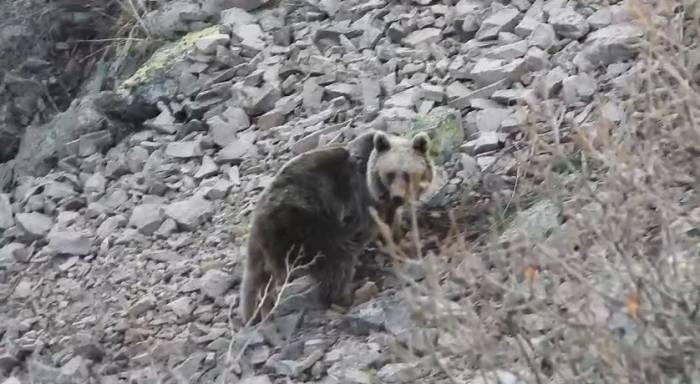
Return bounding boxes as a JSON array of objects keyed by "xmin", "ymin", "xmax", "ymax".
[{"xmin": 239, "ymin": 130, "xmax": 435, "ymax": 324}]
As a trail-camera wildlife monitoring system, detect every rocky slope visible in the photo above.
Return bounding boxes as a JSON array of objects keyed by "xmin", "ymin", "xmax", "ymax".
[{"xmin": 1, "ymin": 0, "xmax": 690, "ymax": 383}]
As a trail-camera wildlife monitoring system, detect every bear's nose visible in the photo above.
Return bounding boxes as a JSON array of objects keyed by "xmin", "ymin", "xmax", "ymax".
[{"xmin": 390, "ymin": 196, "xmax": 405, "ymax": 206}]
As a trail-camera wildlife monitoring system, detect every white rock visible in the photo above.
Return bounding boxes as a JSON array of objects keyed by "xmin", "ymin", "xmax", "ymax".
[
  {"xmin": 166, "ymin": 141, "xmax": 203, "ymax": 159},
  {"xmin": 476, "ymin": 7, "xmax": 521, "ymax": 40},
  {"xmin": 129, "ymin": 204, "xmax": 166, "ymax": 235},
  {"xmin": 403, "ymin": 28, "xmax": 442, "ymax": 47},
  {"xmin": 96, "ymin": 215, "xmax": 127, "ymax": 239},
  {"xmin": 15, "ymin": 212, "xmax": 53, "ymax": 240},
  {"xmin": 575, "ymin": 24, "xmax": 643, "ymax": 70},
  {"xmin": 196, "ymin": 33, "xmax": 230, "ymax": 54},
  {"xmin": 549, "ymin": 8, "xmax": 590, "ymax": 39},
  {"xmin": 165, "ymin": 196, "xmax": 214, "ymax": 230},
  {"xmin": 200, "ymin": 269, "xmax": 234, "ymax": 298},
  {"xmin": 562, "ymin": 74, "xmax": 596, "ymax": 105},
  {"xmin": 470, "ymin": 58, "xmax": 527, "ymax": 86},
  {"xmin": 195, "ymin": 156, "xmax": 219, "ymax": 179},
  {"xmin": 0, "ymin": 193, "xmax": 13, "ymax": 230},
  {"xmin": 529, "ymin": 23, "xmax": 556, "ymax": 51},
  {"xmin": 84, "ymin": 173, "xmax": 107, "ymax": 195},
  {"xmin": 47, "ymin": 229, "xmax": 92, "ymax": 256}
]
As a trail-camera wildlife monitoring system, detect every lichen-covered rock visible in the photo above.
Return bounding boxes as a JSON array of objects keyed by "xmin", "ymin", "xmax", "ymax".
[{"xmin": 408, "ymin": 107, "xmax": 464, "ymax": 164}]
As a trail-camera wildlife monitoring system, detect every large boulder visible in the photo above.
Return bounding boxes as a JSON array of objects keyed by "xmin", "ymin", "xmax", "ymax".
[{"xmin": 12, "ymin": 91, "xmax": 156, "ymax": 180}]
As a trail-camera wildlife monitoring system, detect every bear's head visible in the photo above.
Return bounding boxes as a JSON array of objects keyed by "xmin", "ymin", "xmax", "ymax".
[{"xmin": 367, "ymin": 131, "xmax": 435, "ymax": 208}]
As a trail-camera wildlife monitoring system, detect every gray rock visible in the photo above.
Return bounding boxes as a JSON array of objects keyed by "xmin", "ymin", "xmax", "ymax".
[
  {"xmin": 549, "ymin": 8, "xmax": 590, "ymax": 39},
  {"xmin": 361, "ymin": 76, "xmax": 381, "ymax": 114},
  {"xmin": 529, "ymin": 23, "xmax": 556, "ymax": 51},
  {"xmin": 246, "ymin": 84, "xmax": 282, "ymax": 116},
  {"xmin": 232, "ymin": 23, "xmax": 266, "ymax": 54},
  {"xmin": 462, "ymin": 131, "xmax": 501, "ymax": 155},
  {"xmin": 167, "ymin": 297, "xmax": 193, "ymax": 318},
  {"xmin": 475, "ymin": 108, "xmax": 513, "ymax": 133},
  {"xmin": 47, "ymin": 229, "xmax": 92, "ymax": 256},
  {"xmin": 126, "ymin": 146, "xmax": 150, "ymax": 173},
  {"xmin": 84, "ymin": 173, "xmax": 107, "ymax": 195},
  {"xmin": 78, "ymin": 130, "xmax": 112, "ymax": 157},
  {"xmin": 575, "ymin": 24, "xmax": 643, "ymax": 70},
  {"xmin": 514, "ymin": 16, "xmax": 539, "ymax": 38},
  {"xmin": 15, "ymin": 212, "xmax": 53, "ymax": 240},
  {"xmin": 220, "ymin": 8, "xmax": 256, "ymax": 28},
  {"xmin": 524, "ymin": 46, "xmax": 550, "ymax": 71},
  {"xmin": 217, "ymin": 138, "xmax": 258, "ymax": 164},
  {"xmin": 486, "ymin": 40, "xmax": 529, "ymax": 60},
  {"xmin": 500, "ymin": 199, "xmax": 561, "ymax": 243},
  {"xmin": 144, "ymin": 109, "xmax": 180, "ymax": 135},
  {"xmin": 541, "ymin": 66, "xmax": 568, "ymax": 98},
  {"xmin": 403, "ymin": 28, "xmax": 442, "ymax": 47},
  {"xmin": 196, "ymin": 33, "xmax": 230, "ymax": 54},
  {"xmin": 195, "ymin": 156, "xmax": 219, "ymax": 179},
  {"xmin": 129, "ymin": 204, "xmax": 166, "ymax": 235},
  {"xmin": 476, "ymin": 7, "xmax": 521, "ymax": 40},
  {"xmin": 200, "ymin": 269, "xmax": 234, "ymax": 298},
  {"xmin": 144, "ymin": 1, "xmax": 199, "ymax": 38},
  {"xmin": 96, "ymin": 215, "xmax": 127, "ymax": 239},
  {"xmin": 0, "ymin": 193, "xmax": 14, "ymax": 230},
  {"xmin": 239, "ymin": 376, "xmax": 273, "ymax": 384},
  {"xmin": 166, "ymin": 141, "xmax": 203, "ymax": 159},
  {"xmin": 227, "ymin": 0, "xmax": 268, "ymax": 11},
  {"xmin": 587, "ymin": 8, "xmax": 612, "ymax": 29},
  {"xmin": 469, "ymin": 58, "xmax": 527, "ymax": 86},
  {"xmin": 129, "ymin": 293, "xmax": 157, "ymax": 317},
  {"xmin": 562, "ymin": 73, "xmax": 596, "ymax": 104},
  {"xmin": 208, "ymin": 107, "xmax": 251, "ymax": 148},
  {"xmin": 377, "ymin": 362, "xmax": 429, "ymax": 383},
  {"xmin": 201, "ymin": 178, "xmax": 233, "ymax": 200},
  {"xmin": 0, "ymin": 243, "xmax": 28, "ymax": 265},
  {"xmin": 165, "ymin": 196, "xmax": 214, "ymax": 230}
]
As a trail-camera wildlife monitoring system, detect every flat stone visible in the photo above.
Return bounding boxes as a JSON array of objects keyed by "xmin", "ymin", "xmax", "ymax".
[
  {"xmin": 549, "ymin": 8, "xmax": 590, "ymax": 39},
  {"xmin": 562, "ymin": 74, "xmax": 596, "ymax": 104},
  {"xmin": 202, "ymin": 178, "xmax": 233, "ymax": 200},
  {"xmin": 129, "ymin": 293, "xmax": 157, "ymax": 317},
  {"xmin": 196, "ymin": 33, "xmax": 230, "ymax": 54},
  {"xmin": 0, "ymin": 193, "xmax": 14, "ymax": 230},
  {"xmin": 403, "ymin": 28, "xmax": 442, "ymax": 47},
  {"xmin": 485, "ymin": 40, "xmax": 528, "ymax": 60},
  {"xmin": 217, "ymin": 138, "xmax": 258, "ymax": 164},
  {"xmin": 166, "ymin": 141, "xmax": 203, "ymax": 159},
  {"xmin": 195, "ymin": 156, "xmax": 219, "ymax": 179},
  {"xmin": 239, "ymin": 376, "xmax": 273, "ymax": 384},
  {"xmin": 129, "ymin": 204, "xmax": 166, "ymax": 235},
  {"xmin": 96, "ymin": 215, "xmax": 127, "ymax": 239},
  {"xmin": 47, "ymin": 229, "xmax": 92, "ymax": 256},
  {"xmin": 144, "ymin": 109, "xmax": 181, "ymax": 134},
  {"xmin": 200, "ymin": 269, "xmax": 234, "ymax": 298},
  {"xmin": 208, "ymin": 106, "xmax": 251, "ymax": 147},
  {"xmin": 461, "ymin": 132, "xmax": 501, "ymax": 155},
  {"xmin": 167, "ymin": 297, "xmax": 193, "ymax": 318},
  {"xmin": 475, "ymin": 108, "xmax": 513, "ymax": 133},
  {"xmin": 529, "ymin": 23, "xmax": 556, "ymax": 51},
  {"xmin": 469, "ymin": 58, "xmax": 526, "ymax": 86},
  {"xmin": 575, "ymin": 23, "xmax": 643, "ymax": 70},
  {"xmin": 15, "ymin": 212, "xmax": 53, "ymax": 240},
  {"xmin": 476, "ymin": 7, "xmax": 521, "ymax": 40},
  {"xmin": 165, "ymin": 196, "xmax": 215, "ymax": 230},
  {"xmin": 78, "ymin": 130, "xmax": 112, "ymax": 157}
]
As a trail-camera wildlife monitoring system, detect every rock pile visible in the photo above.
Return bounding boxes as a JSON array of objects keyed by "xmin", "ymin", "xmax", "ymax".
[{"xmin": 0, "ymin": 0, "xmax": 643, "ymax": 382}]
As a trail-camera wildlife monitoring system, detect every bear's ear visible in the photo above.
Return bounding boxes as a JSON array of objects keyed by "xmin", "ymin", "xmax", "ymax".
[
  {"xmin": 373, "ymin": 132, "xmax": 391, "ymax": 152},
  {"xmin": 412, "ymin": 132, "xmax": 430, "ymax": 154}
]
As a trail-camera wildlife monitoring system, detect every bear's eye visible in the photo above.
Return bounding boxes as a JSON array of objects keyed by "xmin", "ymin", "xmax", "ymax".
[{"xmin": 386, "ymin": 172, "xmax": 395, "ymax": 181}]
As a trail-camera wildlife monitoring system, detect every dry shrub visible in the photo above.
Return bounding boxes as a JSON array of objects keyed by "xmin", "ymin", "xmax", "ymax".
[{"xmin": 394, "ymin": 1, "xmax": 700, "ymax": 383}]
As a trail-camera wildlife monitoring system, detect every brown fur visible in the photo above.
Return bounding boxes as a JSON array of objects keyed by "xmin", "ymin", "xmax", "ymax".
[{"xmin": 239, "ymin": 131, "xmax": 435, "ymax": 324}]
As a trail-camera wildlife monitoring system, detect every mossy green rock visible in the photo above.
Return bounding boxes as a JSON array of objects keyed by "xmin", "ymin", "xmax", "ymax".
[
  {"xmin": 118, "ymin": 25, "xmax": 224, "ymax": 92},
  {"xmin": 407, "ymin": 107, "xmax": 463, "ymax": 164}
]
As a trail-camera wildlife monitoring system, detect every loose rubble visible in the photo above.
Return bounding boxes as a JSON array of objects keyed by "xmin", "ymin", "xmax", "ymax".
[{"xmin": 0, "ymin": 0, "xmax": 654, "ymax": 382}]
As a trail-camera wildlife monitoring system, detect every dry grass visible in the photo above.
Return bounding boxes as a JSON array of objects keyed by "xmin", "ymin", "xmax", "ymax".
[{"xmin": 384, "ymin": 0, "xmax": 700, "ymax": 383}]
